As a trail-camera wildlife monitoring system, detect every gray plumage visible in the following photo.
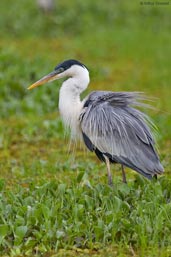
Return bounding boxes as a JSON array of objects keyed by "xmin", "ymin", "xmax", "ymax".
[{"xmin": 80, "ymin": 91, "xmax": 163, "ymax": 179}]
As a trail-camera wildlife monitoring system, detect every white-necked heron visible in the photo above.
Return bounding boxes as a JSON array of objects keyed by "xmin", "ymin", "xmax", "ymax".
[{"xmin": 28, "ymin": 59, "xmax": 164, "ymax": 185}]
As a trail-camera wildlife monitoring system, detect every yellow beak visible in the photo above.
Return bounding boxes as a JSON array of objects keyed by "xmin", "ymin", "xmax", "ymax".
[{"xmin": 27, "ymin": 70, "xmax": 60, "ymax": 90}]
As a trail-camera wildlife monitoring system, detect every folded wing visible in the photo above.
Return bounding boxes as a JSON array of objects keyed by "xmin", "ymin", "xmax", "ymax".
[{"xmin": 80, "ymin": 91, "xmax": 164, "ymax": 179}]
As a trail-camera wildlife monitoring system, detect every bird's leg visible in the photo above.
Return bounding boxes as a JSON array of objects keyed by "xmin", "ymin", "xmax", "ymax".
[
  {"xmin": 121, "ymin": 165, "xmax": 127, "ymax": 184},
  {"xmin": 104, "ymin": 156, "xmax": 113, "ymax": 186},
  {"xmin": 153, "ymin": 174, "xmax": 158, "ymax": 180}
]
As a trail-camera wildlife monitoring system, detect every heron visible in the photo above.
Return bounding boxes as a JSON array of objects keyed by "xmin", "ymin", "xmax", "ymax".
[{"xmin": 28, "ymin": 59, "xmax": 164, "ymax": 185}]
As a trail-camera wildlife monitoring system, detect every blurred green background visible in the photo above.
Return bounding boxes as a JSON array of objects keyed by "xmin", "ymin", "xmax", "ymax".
[
  {"xmin": 0, "ymin": 0, "xmax": 171, "ymax": 117},
  {"xmin": 0, "ymin": 0, "xmax": 170, "ymax": 166},
  {"xmin": 0, "ymin": 0, "xmax": 171, "ymax": 255}
]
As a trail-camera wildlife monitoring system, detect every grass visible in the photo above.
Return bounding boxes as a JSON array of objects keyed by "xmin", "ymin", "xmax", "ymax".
[
  {"xmin": 0, "ymin": 0, "xmax": 171, "ymax": 256},
  {"xmin": 1, "ymin": 178, "xmax": 171, "ymax": 256}
]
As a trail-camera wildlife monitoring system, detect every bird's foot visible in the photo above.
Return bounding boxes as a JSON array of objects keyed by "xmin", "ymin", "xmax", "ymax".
[
  {"xmin": 122, "ymin": 177, "xmax": 127, "ymax": 184},
  {"xmin": 108, "ymin": 176, "xmax": 114, "ymax": 187}
]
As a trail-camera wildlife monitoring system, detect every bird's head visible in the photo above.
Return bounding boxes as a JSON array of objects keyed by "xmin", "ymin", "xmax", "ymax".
[{"xmin": 28, "ymin": 59, "xmax": 89, "ymax": 90}]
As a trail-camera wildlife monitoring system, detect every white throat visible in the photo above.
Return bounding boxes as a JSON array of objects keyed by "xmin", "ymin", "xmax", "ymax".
[{"xmin": 58, "ymin": 66, "xmax": 90, "ymax": 139}]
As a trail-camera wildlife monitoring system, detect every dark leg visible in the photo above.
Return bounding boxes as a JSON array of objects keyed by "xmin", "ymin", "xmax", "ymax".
[
  {"xmin": 153, "ymin": 174, "xmax": 158, "ymax": 180},
  {"xmin": 121, "ymin": 165, "xmax": 127, "ymax": 184},
  {"xmin": 104, "ymin": 156, "xmax": 113, "ymax": 186}
]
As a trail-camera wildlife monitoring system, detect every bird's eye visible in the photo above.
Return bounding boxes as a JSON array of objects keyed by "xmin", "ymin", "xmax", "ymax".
[{"xmin": 58, "ymin": 67, "xmax": 64, "ymax": 73}]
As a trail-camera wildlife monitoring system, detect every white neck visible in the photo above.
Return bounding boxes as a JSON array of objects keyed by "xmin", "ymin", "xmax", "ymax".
[{"xmin": 58, "ymin": 66, "xmax": 90, "ymax": 139}]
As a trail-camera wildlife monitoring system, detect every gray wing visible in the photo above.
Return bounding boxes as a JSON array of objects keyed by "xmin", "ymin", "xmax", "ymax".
[{"xmin": 80, "ymin": 91, "xmax": 164, "ymax": 179}]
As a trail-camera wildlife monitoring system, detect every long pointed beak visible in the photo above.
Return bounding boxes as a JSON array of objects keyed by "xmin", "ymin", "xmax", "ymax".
[{"xmin": 27, "ymin": 70, "xmax": 60, "ymax": 90}]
